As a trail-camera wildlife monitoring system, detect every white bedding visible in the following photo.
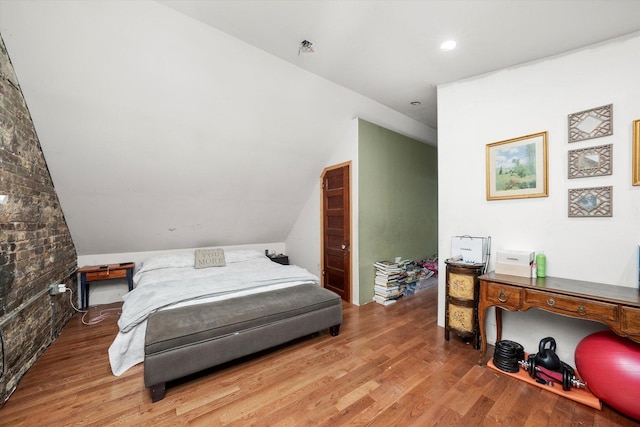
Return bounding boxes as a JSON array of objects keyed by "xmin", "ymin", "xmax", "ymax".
[{"xmin": 108, "ymin": 250, "xmax": 319, "ymax": 376}]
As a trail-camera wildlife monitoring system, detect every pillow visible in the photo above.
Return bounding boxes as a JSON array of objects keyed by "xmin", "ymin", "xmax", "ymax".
[
  {"xmin": 137, "ymin": 253, "xmax": 194, "ymax": 275},
  {"xmin": 194, "ymin": 248, "xmax": 226, "ymax": 269},
  {"xmin": 224, "ymin": 249, "xmax": 267, "ymax": 263}
]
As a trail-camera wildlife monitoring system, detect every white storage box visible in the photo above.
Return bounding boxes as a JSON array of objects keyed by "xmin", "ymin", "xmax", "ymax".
[{"xmin": 495, "ymin": 251, "xmax": 535, "ymax": 277}]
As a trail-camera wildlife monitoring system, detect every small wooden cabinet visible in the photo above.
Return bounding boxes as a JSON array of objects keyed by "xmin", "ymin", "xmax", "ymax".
[{"xmin": 445, "ymin": 262, "xmax": 484, "ymax": 349}]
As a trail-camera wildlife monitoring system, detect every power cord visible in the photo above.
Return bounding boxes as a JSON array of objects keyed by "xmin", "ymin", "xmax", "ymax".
[{"xmin": 62, "ymin": 287, "xmax": 121, "ymax": 326}]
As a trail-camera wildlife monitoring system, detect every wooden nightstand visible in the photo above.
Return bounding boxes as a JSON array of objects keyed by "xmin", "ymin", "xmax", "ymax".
[
  {"xmin": 268, "ymin": 254, "xmax": 289, "ymax": 265},
  {"xmin": 78, "ymin": 262, "xmax": 134, "ymax": 309},
  {"xmin": 445, "ymin": 261, "xmax": 484, "ymax": 349}
]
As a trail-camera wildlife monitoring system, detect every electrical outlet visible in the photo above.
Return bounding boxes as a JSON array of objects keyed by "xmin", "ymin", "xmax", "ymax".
[
  {"xmin": 49, "ymin": 283, "xmax": 60, "ymax": 295},
  {"xmin": 49, "ymin": 283, "xmax": 66, "ymax": 295}
]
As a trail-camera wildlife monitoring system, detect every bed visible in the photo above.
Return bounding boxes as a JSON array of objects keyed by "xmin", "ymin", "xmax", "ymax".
[{"xmin": 108, "ymin": 249, "xmax": 343, "ymax": 401}]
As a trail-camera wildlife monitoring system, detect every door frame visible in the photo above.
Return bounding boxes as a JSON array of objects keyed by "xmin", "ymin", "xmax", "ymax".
[{"xmin": 320, "ymin": 161, "xmax": 352, "ymax": 303}]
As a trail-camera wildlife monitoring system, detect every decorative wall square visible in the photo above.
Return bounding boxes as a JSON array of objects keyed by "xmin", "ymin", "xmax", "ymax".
[
  {"xmin": 568, "ymin": 104, "xmax": 613, "ymax": 143},
  {"xmin": 568, "ymin": 144, "xmax": 612, "ymax": 179},
  {"xmin": 568, "ymin": 186, "xmax": 612, "ymax": 217}
]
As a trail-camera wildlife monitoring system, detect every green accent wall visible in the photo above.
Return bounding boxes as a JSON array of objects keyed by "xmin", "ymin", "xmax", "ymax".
[{"xmin": 358, "ymin": 119, "xmax": 438, "ymax": 305}]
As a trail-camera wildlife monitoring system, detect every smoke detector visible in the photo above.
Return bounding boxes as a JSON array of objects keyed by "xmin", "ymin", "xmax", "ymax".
[{"xmin": 299, "ymin": 40, "xmax": 314, "ymax": 55}]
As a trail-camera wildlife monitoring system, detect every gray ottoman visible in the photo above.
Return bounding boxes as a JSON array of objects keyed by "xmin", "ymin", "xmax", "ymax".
[{"xmin": 144, "ymin": 283, "xmax": 342, "ymax": 401}]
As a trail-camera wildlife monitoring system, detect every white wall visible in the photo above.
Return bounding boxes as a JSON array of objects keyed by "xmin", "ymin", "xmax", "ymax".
[
  {"xmin": 438, "ymin": 33, "xmax": 640, "ymax": 366},
  {"xmin": 0, "ymin": 0, "xmax": 434, "ymax": 258},
  {"xmin": 285, "ymin": 118, "xmax": 360, "ymax": 303}
]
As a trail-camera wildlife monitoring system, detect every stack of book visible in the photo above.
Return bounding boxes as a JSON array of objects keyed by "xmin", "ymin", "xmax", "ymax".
[{"xmin": 373, "ymin": 260, "xmax": 408, "ymax": 305}]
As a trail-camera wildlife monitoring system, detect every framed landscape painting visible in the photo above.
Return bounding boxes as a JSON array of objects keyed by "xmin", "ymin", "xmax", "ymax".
[{"xmin": 486, "ymin": 131, "xmax": 548, "ymax": 201}]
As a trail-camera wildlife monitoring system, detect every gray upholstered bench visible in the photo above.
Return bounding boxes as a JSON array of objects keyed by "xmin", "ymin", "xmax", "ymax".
[{"xmin": 144, "ymin": 283, "xmax": 342, "ymax": 402}]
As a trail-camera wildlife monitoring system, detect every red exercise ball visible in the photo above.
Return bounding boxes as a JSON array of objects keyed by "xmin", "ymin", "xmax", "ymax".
[{"xmin": 575, "ymin": 330, "xmax": 640, "ymax": 421}]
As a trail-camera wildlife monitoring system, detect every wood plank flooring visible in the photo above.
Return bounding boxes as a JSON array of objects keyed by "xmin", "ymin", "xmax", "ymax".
[{"xmin": 1, "ymin": 285, "xmax": 637, "ymax": 426}]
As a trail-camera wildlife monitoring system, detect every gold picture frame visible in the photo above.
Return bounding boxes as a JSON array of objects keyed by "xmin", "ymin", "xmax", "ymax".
[
  {"xmin": 634, "ymin": 119, "xmax": 640, "ymax": 186},
  {"xmin": 486, "ymin": 132, "xmax": 548, "ymax": 200}
]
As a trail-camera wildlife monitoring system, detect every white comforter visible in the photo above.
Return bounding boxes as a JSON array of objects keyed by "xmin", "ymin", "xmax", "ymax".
[{"xmin": 108, "ymin": 250, "xmax": 319, "ymax": 376}]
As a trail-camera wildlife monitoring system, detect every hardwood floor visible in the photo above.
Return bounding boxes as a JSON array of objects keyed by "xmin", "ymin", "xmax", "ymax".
[{"xmin": 1, "ymin": 285, "xmax": 637, "ymax": 426}]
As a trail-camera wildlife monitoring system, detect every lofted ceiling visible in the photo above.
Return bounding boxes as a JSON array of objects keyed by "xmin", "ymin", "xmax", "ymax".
[
  {"xmin": 158, "ymin": 0, "xmax": 640, "ymax": 130},
  {"xmin": 0, "ymin": 0, "xmax": 433, "ymax": 256},
  {"xmin": 2, "ymin": 0, "xmax": 640, "ymax": 257}
]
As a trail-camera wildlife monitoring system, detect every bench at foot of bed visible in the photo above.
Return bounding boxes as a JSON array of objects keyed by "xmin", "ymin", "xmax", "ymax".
[{"xmin": 144, "ymin": 283, "xmax": 342, "ymax": 402}]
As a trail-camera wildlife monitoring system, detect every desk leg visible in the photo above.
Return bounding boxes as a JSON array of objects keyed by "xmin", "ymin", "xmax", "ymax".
[
  {"xmin": 478, "ymin": 305, "xmax": 504, "ymax": 365},
  {"xmin": 478, "ymin": 301, "xmax": 487, "ymax": 365}
]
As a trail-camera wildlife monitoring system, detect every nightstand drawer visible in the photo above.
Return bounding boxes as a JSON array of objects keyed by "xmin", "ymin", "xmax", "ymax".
[{"xmin": 85, "ymin": 269, "xmax": 127, "ymax": 281}]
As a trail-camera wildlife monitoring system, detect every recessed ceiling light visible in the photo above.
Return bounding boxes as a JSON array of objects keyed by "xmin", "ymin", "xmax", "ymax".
[
  {"xmin": 440, "ymin": 40, "xmax": 457, "ymax": 51},
  {"xmin": 410, "ymin": 101, "xmax": 421, "ymax": 106}
]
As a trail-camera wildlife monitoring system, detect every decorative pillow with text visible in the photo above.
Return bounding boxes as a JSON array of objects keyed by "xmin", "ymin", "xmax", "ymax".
[{"xmin": 194, "ymin": 248, "xmax": 226, "ymax": 269}]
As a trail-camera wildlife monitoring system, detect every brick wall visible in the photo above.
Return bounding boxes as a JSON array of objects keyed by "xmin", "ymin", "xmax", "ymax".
[{"xmin": 0, "ymin": 34, "xmax": 78, "ymax": 404}]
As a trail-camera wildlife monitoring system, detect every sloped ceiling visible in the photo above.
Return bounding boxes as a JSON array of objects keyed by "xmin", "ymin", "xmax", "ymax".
[
  {"xmin": 2, "ymin": 0, "xmax": 639, "ymax": 257},
  {"xmin": 0, "ymin": 0, "xmax": 433, "ymax": 255},
  {"xmin": 158, "ymin": 0, "xmax": 640, "ymax": 130}
]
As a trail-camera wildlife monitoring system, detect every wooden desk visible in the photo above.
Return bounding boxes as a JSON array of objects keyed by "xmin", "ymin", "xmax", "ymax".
[
  {"xmin": 78, "ymin": 263, "xmax": 134, "ymax": 309},
  {"xmin": 478, "ymin": 272, "xmax": 640, "ymax": 364}
]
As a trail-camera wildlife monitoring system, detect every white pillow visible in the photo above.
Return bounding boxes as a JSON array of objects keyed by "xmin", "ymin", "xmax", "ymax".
[
  {"xmin": 137, "ymin": 253, "xmax": 194, "ymax": 275},
  {"xmin": 225, "ymin": 249, "xmax": 267, "ymax": 263}
]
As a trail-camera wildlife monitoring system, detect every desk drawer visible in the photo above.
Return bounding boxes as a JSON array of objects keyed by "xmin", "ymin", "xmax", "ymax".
[
  {"xmin": 622, "ymin": 307, "xmax": 640, "ymax": 335},
  {"xmin": 484, "ymin": 282, "xmax": 521, "ymax": 310},
  {"xmin": 524, "ymin": 289, "xmax": 618, "ymax": 322},
  {"xmin": 85, "ymin": 269, "xmax": 127, "ymax": 281}
]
